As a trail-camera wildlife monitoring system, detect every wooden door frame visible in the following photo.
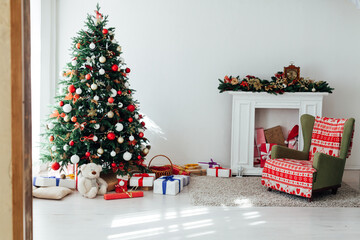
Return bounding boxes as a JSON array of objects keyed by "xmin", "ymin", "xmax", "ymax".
[{"xmin": 11, "ymin": 0, "xmax": 32, "ymax": 239}]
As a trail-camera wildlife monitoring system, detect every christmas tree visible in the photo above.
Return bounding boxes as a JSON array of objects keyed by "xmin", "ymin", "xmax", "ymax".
[{"xmin": 41, "ymin": 5, "xmax": 150, "ymax": 176}]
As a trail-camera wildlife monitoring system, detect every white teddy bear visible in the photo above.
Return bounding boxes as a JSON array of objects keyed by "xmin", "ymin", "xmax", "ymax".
[{"xmin": 78, "ymin": 163, "xmax": 107, "ymax": 198}]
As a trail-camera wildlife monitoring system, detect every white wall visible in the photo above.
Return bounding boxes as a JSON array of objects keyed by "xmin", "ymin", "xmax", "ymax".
[{"xmin": 56, "ymin": 0, "xmax": 360, "ymax": 168}]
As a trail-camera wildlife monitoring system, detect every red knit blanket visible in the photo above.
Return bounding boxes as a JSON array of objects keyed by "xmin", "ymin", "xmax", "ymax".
[{"xmin": 309, "ymin": 116, "xmax": 353, "ymax": 162}]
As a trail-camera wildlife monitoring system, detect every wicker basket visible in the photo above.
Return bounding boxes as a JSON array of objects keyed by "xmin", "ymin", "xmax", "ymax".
[{"xmin": 148, "ymin": 155, "xmax": 173, "ymax": 179}]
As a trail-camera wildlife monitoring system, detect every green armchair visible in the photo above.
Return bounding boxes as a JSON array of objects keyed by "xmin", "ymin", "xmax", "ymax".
[{"xmin": 270, "ymin": 114, "xmax": 355, "ymax": 199}]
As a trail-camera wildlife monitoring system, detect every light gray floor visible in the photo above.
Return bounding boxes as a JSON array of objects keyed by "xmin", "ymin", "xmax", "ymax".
[{"xmin": 33, "ymin": 170, "xmax": 360, "ymax": 240}]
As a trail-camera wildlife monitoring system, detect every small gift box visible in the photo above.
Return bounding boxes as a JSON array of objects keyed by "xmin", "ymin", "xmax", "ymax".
[
  {"xmin": 173, "ymin": 175, "xmax": 190, "ymax": 187},
  {"xmin": 104, "ymin": 191, "xmax": 144, "ymax": 200},
  {"xmin": 172, "ymin": 165, "xmax": 190, "ymax": 176},
  {"xmin": 260, "ymin": 143, "xmax": 277, "ymax": 167},
  {"xmin": 207, "ymin": 167, "xmax": 231, "ymax": 178},
  {"xmin": 198, "ymin": 159, "xmax": 220, "ymax": 169},
  {"xmin": 183, "ymin": 164, "xmax": 201, "ymax": 170},
  {"xmin": 129, "ymin": 173, "xmax": 156, "ymax": 187},
  {"xmin": 153, "ymin": 176, "xmax": 181, "ymax": 195},
  {"xmin": 33, "ymin": 176, "xmax": 76, "ymax": 189}
]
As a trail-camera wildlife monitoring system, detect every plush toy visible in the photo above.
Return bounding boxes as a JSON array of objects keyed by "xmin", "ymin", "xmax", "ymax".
[{"xmin": 78, "ymin": 163, "xmax": 107, "ymax": 198}]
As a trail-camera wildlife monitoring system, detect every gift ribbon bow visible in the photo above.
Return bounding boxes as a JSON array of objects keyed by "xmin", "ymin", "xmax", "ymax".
[
  {"xmin": 73, "ymin": 122, "xmax": 87, "ymax": 131},
  {"xmin": 80, "ymin": 134, "xmax": 95, "ymax": 142},
  {"xmin": 261, "ymin": 144, "xmax": 274, "ymax": 161},
  {"xmin": 49, "ymin": 110, "xmax": 64, "ymax": 119},
  {"xmin": 160, "ymin": 176, "xmax": 181, "ymax": 195},
  {"xmin": 64, "ymin": 93, "xmax": 80, "ymax": 103},
  {"xmin": 214, "ymin": 167, "xmax": 223, "ymax": 177},
  {"xmin": 86, "ymin": 56, "xmax": 95, "ymax": 65},
  {"xmin": 198, "ymin": 159, "xmax": 220, "ymax": 168}
]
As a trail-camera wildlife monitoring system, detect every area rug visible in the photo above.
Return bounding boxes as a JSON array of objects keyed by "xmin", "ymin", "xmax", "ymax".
[{"xmin": 188, "ymin": 176, "xmax": 360, "ymax": 207}]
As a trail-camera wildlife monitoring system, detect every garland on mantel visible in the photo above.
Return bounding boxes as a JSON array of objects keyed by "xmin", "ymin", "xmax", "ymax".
[{"xmin": 218, "ymin": 72, "xmax": 334, "ymax": 94}]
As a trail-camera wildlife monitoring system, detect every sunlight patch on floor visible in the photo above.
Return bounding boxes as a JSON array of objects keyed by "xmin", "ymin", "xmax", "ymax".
[{"xmin": 107, "ymin": 227, "xmax": 165, "ymax": 239}]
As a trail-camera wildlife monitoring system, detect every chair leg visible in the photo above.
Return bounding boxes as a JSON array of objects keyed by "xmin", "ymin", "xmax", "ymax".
[
  {"xmin": 267, "ymin": 187, "xmax": 272, "ymax": 192},
  {"xmin": 332, "ymin": 187, "xmax": 338, "ymax": 195}
]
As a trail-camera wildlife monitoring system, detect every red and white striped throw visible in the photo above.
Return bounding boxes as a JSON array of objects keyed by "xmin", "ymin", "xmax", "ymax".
[{"xmin": 309, "ymin": 116, "xmax": 353, "ymax": 162}]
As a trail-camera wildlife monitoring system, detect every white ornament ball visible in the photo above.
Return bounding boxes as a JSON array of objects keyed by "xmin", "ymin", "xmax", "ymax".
[
  {"xmin": 110, "ymin": 151, "xmax": 116, "ymax": 157},
  {"xmin": 99, "ymin": 68, "xmax": 105, "ymax": 75},
  {"xmin": 117, "ymin": 136, "xmax": 124, "ymax": 144},
  {"xmin": 143, "ymin": 148, "xmax": 149, "ymax": 155},
  {"xmin": 64, "ymin": 115, "xmax": 70, "ymax": 122},
  {"xmin": 91, "ymin": 84, "xmax": 98, "ymax": 90},
  {"xmin": 123, "ymin": 151, "xmax": 132, "ymax": 161},
  {"xmin": 76, "ymin": 88, "xmax": 82, "ymax": 95},
  {"xmin": 94, "ymin": 124, "xmax": 100, "ymax": 129},
  {"xmin": 111, "ymin": 39, "xmax": 117, "ymax": 44},
  {"xmin": 63, "ymin": 104, "xmax": 72, "ymax": 113},
  {"xmin": 119, "ymin": 57, "xmax": 124, "ymax": 64},
  {"xmin": 117, "ymin": 46, "xmax": 122, "ymax": 52},
  {"xmin": 107, "ymin": 111, "xmax": 114, "ymax": 118},
  {"xmin": 115, "ymin": 123, "xmax": 124, "ymax": 132},
  {"xmin": 97, "ymin": 148, "xmax": 104, "ymax": 155},
  {"xmin": 70, "ymin": 154, "xmax": 80, "ymax": 164},
  {"xmin": 51, "ymin": 146, "xmax": 57, "ymax": 151},
  {"xmin": 93, "ymin": 135, "xmax": 98, "ymax": 142},
  {"xmin": 89, "ymin": 42, "xmax": 96, "ymax": 50},
  {"xmin": 110, "ymin": 88, "xmax": 117, "ymax": 97},
  {"xmin": 63, "ymin": 144, "xmax": 69, "ymax": 151},
  {"xmin": 118, "ymin": 102, "xmax": 123, "ymax": 108},
  {"xmin": 71, "ymin": 60, "xmax": 77, "ymax": 66},
  {"xmin": 129, "ymin": 135, "xmax": 135, "ymax": 141},
  {"xmin": 312, "ymin": 88, "xmax": 316, "ymax": 92},
  {"xmin": 48, "ymin": 122, "xmax": 55, "ymax": 130},
  {"xmin": 124, "ymin": 82, "xmax": 130, "ymax": 88},
  {"xmin": 99, "ymin": 56, "xmax": 106, "ymax": 63},
  {"xmin": 119, "ymin": 180, "xmax": 125, "ymax": 186},
  {"xmin": 93, "ymin": 95, "xmax": 99, "ymax": 101},
  {"xmin": 134, "ymin": 114, "xmax": 139, "ymax": 120}
]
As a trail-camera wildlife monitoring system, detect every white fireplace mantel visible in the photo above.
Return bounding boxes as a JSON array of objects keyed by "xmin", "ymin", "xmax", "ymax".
[{"xmin": 228, "ymin": 92, "xmax": 328, "ymax": 175}]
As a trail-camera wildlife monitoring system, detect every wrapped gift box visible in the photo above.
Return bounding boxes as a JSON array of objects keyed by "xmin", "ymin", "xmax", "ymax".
[
  {"xmin": 198, "ymin": 159, "xmax": 220, "ymax": 169},
  {"xmin": 129, "ymin": 173, "xmax": 155, "ymax": 187},
  {"xmin": 173, "ymin": 175, "xmax": 190, "ymax": 187},
  {"xmin": 170, "ymin": 175, "xmax": 185, "ymax": 191},
  {"xmin": 104, "ymin": 191, "xmax": 144, "ymax": 200},
  {"xmin": 260, "ymin": 143, "xmax": 277, "ymax": 167},
  {"xmin": 153, "ymin": 176, "xmax": 181, "ymax": 195},
  {"xmin": 33, "ymin": 176, "xmax": 76, "ymax": 189},
  {"xmin": 207, "ymin": 167, "xmax": 231, "ymax": 178},
  {"xmin": 101, "ymin": 172, "xmax": 118, "ymax": 192}
]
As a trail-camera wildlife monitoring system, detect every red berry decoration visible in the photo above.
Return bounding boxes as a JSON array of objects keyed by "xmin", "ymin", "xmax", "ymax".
[
  {"xmin": 68, "ymin": 85, "xmax": 76, "ymax": 93},
  {"xmin": 111, "ymin": 162, "xmax": 117, "ymax": 168},
  {"xmin": 49, "ymin": 136, "xmax": 54, "ymax": 142},
  {"xmin": 117, "ymin": 90, "xmax": 122, "ymax": 95},
  {"xmin": 111, "ymin": 64, "xmax": 118, "ymax": 71},
  {"xmin": 128, "ymin": 90, "xmax": 131, "ymax": 94},
  {"xmin": 59, "ymin": 101, "xmax": 64, "ymax": 107},
  {"xmin": 141, "ymin": 122, "xmax": 145, "ymax": 127},
  {"xmin": 85, "ymin": 152, "xmax": 91, "ymax": 157},
  {"xmin": 108, "ymin": 97, "xmax": 114, "ymax": 103},
  {"xmin": 127, "ymin": 104, "xmax": 135, "ymax": 112},
  {"xmin": 69, "ymin": 140, "xmax": 75, "ymax": 146},
  {"xmin": 85, "ymin": 74, "xmax": 91, "ymax": 80},
  {"xmin": 107, "ymin": 132, "xmax": 116, "ymax": 140},
  {"xmin": 51, "ymin": 162, "xmax": 60, "ymax": 171},
  {"xmin": 128, "ymin": 117, "xmax": 133, "ymax": 123},
  {"xmin": 102, "ymin": 29, "xmax": 108, "ymax": 34},
  {"xmin": 139, "ymin": 132, "xmax": 144, "ymax": 138},
  {"xmin": 125, "ymin": 68, "xmax": 131, "ymax": 73}
]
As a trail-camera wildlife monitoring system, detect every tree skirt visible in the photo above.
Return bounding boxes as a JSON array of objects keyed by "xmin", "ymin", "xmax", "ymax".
[{"xmin": 189, "ymin": 176, "xmax": 360, "ymax": 207}]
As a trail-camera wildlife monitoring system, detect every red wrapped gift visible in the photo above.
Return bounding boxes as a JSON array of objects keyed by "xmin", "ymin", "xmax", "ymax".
[
  {"xmin": 104, "ymin": 191, "xmax": 144, "ymax": 200},
  {"xmin": 260, "ymin": 143, "xmax": 276, "ymax": 168}
]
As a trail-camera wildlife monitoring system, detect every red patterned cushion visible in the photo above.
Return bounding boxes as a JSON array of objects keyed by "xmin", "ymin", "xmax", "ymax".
[{"xmin": 261, "ymin": 158, "xmax": 316, "ymax": 198}]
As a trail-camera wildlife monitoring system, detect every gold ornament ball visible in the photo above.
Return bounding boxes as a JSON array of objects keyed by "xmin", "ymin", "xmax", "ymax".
[
  {"xmin": 97, "ymin": 148, "xmax": 104, "ymax": 155},
  {"xmin": 64, "ymin": 115, "xmax": 70, "ymax": 122},
  {"xmin": 117, "ymin": 136, "xmax": 124, "ymax": 144},
  {"xmin": 99, "ymin": 56, "xmax": 106, "ymax": 63},
  {"xmin": 107, "ymin": 111, "xmax": 114, "ymax": 118},
  {"xmin": 91, "ymin": 84, "xmax": 98, "ymax": 90}
]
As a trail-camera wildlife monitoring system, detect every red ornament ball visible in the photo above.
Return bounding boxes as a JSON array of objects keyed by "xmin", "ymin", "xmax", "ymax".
[
  {"xmin": 108, "ymin": 97, "xmax": 114, "ymax": 103},
  {"xmin": 51, "ymin": 162, "xmax": 60, "ymax": 171},
  {"xmin": 59, "ymin": 101, "xmax": 64, "ymax": 107},
  {"xmin": 71, "ymin": 116, "xmax": 77, "ymax": 122},
  {"xmin": 117, "ymin": 90, "xmax": 122, "ymax": 95},
  {"xmin": 127, "ymin": 90, "xmax": 131, "ymax": 94},
  {"xmin": 102, "ymin": 29, "xmax": 108, "ymax": 34},
  {"xmin": 111, "ymin": 64, "xmax": 118, "ymax": 71},
  {"xmin": 85, "ymin": 74, "xmax": 91, "ymax": 80},
  {"xmin": 137, "ymin": 155, "xmax": 142, "ymax": 160},
  {"xmin": 111, "ymin": 162, "xmax": 117, "ymax": 168},
  {"xmin": 76, "ymin": 43, "xmax": 81, "ymax": 49},
  {"xmin": 139, "ymin": 132, "xmax": 144, "ymax": 138},
  {"xmin": 85, "ymin": 152, "xmax": 91, "ymax": 157},
  {"xmin": 127, "ymin": 105, "xmax": 135, "ymax": 112},
  {"xmin": 128, "ymin": 117, "xmax": 133, "ymax": 123},
  {"xmin": 125, "ymin": 68, "xmax": 131, "ymax": 73},
  {"xmin": 107, "ymin": 132, "xmax": 116, "ymax": 140},
  {"xmin": 141, "ymin": 122, "xmax": 145, "ymax": 127},
  {"xmin": 49, "ymin": 136, "xmax": 54, "ymax": 142},
  {"xmin": 68, "ymin": 85, "xmax": 76, "ymax": 93},
  {"xmin": 69, "ymin": 140, "xmax": 75, "ymax": 146}
]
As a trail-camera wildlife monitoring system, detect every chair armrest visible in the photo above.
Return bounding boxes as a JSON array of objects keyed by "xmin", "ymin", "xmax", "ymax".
[
  {"xmin": 312, "ymin": 152, "xmax": 346, "ymax": 190},
  {"xmin": 271, "ymin": 145, "xmax": 309, "ymax": 160}
]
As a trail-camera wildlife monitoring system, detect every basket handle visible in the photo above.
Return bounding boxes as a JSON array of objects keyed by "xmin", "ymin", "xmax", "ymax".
[{"xmin": 148, "ymin": 154, "xmax": 173, "ymax": 173}]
